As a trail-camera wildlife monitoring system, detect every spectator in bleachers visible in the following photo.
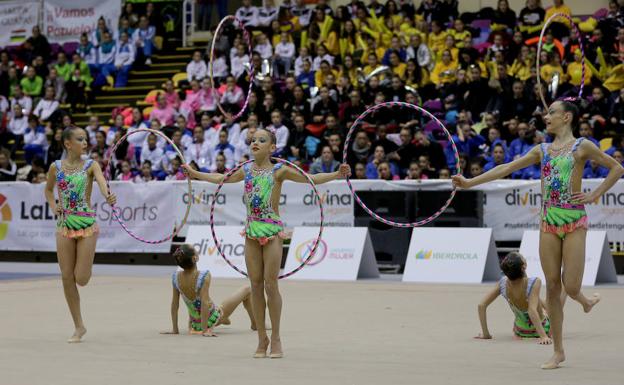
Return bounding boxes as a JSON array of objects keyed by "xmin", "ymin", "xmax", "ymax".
[
  {"xmin": 114, "ymin": 32, "xmax": 135, "ymax": 88},
  {"xmin": 377, "ymin": 161, "xmax": 399, "ymax": 180},
  {"xmin": 47, "ymin": 127, "xmax": 64, "ymax": 166},
  {"xmin": 133, "ymin": 16, "xmax": 156, "ymax": 65},
  {"xmin": 212, "ymin": 129, "xmax": 235, "ymax": 171},
  {"xmin": 578, "ymin": 121, "xmax": 599, "ymax": 146},
  {"xmin": 70, "ymin": 53, "xmax": 93, "ymax": 86},
  {"xmin": 296, "ymin": 59, "xmax": 315, "ymax": 92},
  {"xmin": 165, "ymin": 156, "xmax": 186, "ymax": 180},
  {"xmin": 44, "ymin": 68, "xmax": 66, "ymax": 103},
  {"xmin": 122, "ymin": 2, "xmax": 139, "ymax": 28},
  {"xmin": 96, "ymin": 31, "xmax": 117, "ymax": 86},
  {"xmin": 150, "ymin": 93, "xmax": 176, "ymax": 127},
  {"xmin": 5, "ymin": 104, "xmax": 27, "ymax": 153},
  {"xmin": 118, "ymin": 18, "xmax": 136, "ymax": 42},
  {"xmin": 32, "ymin": 55, "xmax": 48, "ymax": 80},
  {"xmin": 230, "ymin": 43, "xmax": 250, "ymax": 80},
  {"xmin": 266, "ymin": 110, "xmax": 289, "ymax": 155},
  {"xmin": 606, "ymin": 134, "xmax": 624, "ymax": 156},
  {"xmin": 219, "ymin": 75, "xmax": 244, "ymax": 111},
  {"xmin": 116, "ymin": 159, "xmax": 134, "ymax": 181},
  {"xmin": 236, "ymin": 0, "xmax": 260, "ymax": 28},
  {"xmin": 405, "ymin": 160, "xmax": 426, "ymax": 180},
  {"xmin": 85, "ymin": 115, "xmax": 102, "ymax": 145},
  {"xmin": 309, "ymin": 145, "xmax": 340, "ymax": 174},
  {"xmin": 583, "ymin": 158, "xmax": 609, "ymax": 178},
  {"xmin": 213, "ymin": 152, "xmax": 228, "ymax": 174},
  {"xmin": 187, "ymin": 50, "xmax": 207, "ymax": 83},
  {"xmin": 33, "ymin": 87, "xmax": 59, "ymax": 123},
  {"xmin": 292, "ymin": 0, "xmax": 312, "ymax": 27},
  {"xmin": 54, "ymin": 52, "xmax": 71, "ymax": 82},
  {"xmin": 0, "ymin": 149, "xmax": 16, "ymax": 181},
  {"xmin": 518, "ymin": 0, "xmax": 545, "ymax": 36},
  {"xmin": 613, "ymin": 150, "xmax": 624, "ymax": 170},
  {"xmin": 236, "ymin": 114, "xmax": 259, "ymax": 160},
  {"xmin": 107, "ymin": 114, "xmax": 126, "ymax": 146},
  {"xmin": 366, "ymin": 145, "xmax": 398, "ymax": 179},
  {"xmin": 185, "ymin": 125, "xmax": 212, "ymax": 172},
  {"xmin": 258, "ymin": 0, "xmax": 279, "ymax": 28},
  {"xmin": 20, "ymin": 67, "xmax": 43, "ymax": 98},
  {"xmin": 134, "ymin": 160, "xmax": 155, "ymax": 183},
  {"xmin": 254, "ymin": 33, "xmax": 273, "ymax": 60},
  {"xmin": 77, "ymin": 33, "xmax": 98, "ymax": 73},
  {"xmin": 91, "ymin": 17, "xmax": 111, "ymax": 47},
  {"xmin": 483, "ymin": 143, "xmax": 509, "ymax": 172},
  {"xmin": 23, "ymin": 115, "xmax": 46, "ymax": 164},
  {"xmin": 65, "ymin": 68, "xmax": 89, "ymax": 111},
  {"xmin": 23, "ymin": 26, "xmax": 51, "ymax": 63},
  {"xmin": 91, "ymin": 130, "xmax": 108, "ymax": 158},
  {"xmin": 162, "ymin": 80, "xmax": 181, "ymax": 110},
  {"xmin": 141, "ymin": 133, "xmax": 165, "ymax": 178},
  {"xmin": 273, "ymin": 31, "xmax": 296, "ymax": 79}
]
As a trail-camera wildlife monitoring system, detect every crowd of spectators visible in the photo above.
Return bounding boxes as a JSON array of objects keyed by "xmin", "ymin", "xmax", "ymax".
[{"xmin": 1, "ymin": 0, "xmax": 624, "ymax": 185}]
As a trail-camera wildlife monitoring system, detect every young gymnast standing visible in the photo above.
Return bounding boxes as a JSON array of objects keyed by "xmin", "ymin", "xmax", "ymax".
[
  {"xmin": 453, "ymin": 99, "xmax": 624, "ymax": 369},
  {"xmin": 44, "ymin": 126, "xmax": 116, "ymax": 342},
  {"xmin": 183, "ymin": 127, "xmax": 350, "ymax": 358}
]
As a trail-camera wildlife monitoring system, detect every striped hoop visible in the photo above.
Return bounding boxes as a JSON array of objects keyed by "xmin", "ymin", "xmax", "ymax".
[
  {"xmin": 210, "ymin": 158, "xmax": 324, "ymax": 279},
  {"xmin": 104, "ymin": 128, "xmax": 193, "ymax": 244},
  {"xmin": 209, "ymin": 15, "xmax": 254, "ymax": 121},
  {"xmin": 536, "ymin": 12, "xmax": 585, "ymax": 109},
  {"xmin": 342, "ymin": 101, "xmax": 460, "ymax": 228}
]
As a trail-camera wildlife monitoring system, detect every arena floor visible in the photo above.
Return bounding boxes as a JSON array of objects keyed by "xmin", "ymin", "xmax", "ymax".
[{"xmin": 1, "ymin": 263, "xmax": 622, "ymax": 385}]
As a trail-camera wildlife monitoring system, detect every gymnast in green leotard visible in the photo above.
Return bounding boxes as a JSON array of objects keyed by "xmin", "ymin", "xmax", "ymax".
[
  {"xmin": 476, "ymin": 252, "xmax": 552, "ymax": 344},
  {"xmin": 161, "ymin": 244, "xmax": 256, "ymax": 337}
]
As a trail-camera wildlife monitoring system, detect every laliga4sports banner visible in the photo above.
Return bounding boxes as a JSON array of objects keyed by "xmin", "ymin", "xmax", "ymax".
[
  {"xmin": 0, "ymin": 182, "xmax": 173, "ymax": 252},
  {"xmin": 43, "ymin": 0, "xmax": 121, "ymax": 43}
]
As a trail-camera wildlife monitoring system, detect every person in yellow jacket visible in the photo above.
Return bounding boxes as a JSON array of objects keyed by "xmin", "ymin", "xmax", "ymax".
[
  {"xmin": 539, "ymin": 51, "xmax": 564, "ymax": 83},
  {"xmin": 565, "ymin": 49, "xmax": 592, "ymax": 87},
  {"xmin": 449, "ymin": 19, "xmax": 472, "ymax": 49},
  {"xmin": 431, "ymin": 50, "xmax": 458, "ymax": 87},
  {"xmin": 427, "ymin": 20, "xmax": 448, "ymax": 59},
  {"xmin": 388, "ymin": 51, "xmax": 407, "ymax": 78},
  {"xmin": 509, "ymin": 45, "xmax": 532, "ymax": 81},
  {"xmin": 339, "ymin": 20, "xmax": 365, "ymax": 60},
  {"xmin": 339, "ymin": 54, "xmax": 360, "ymax": 87},
  {"xmin": 315, "ymin": 60, "xmax": 339, "ymax": 88},
  {"xmin": 438, "ymin": 35, "xmax": 459, "ymax": 63},
  {"xmin": 544, "ymin": 0, "xmax": 572, "ymax": 27},
  {"xmin": 403, "ymin": 58, "xmax": 430, "ymax": 89},
  {"xmin": 361, "ymin": 34, "xmax": 387, "ymax": 67}
]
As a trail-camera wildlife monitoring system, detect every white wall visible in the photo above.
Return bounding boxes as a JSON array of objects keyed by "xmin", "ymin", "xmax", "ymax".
[{"xmin": 329, "ymin": 0, "xmax": 610, "ymax": 17}]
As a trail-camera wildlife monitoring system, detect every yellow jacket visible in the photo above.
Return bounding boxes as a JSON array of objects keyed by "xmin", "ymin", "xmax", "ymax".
[
  {"xmin": 449, "ymin": 30, "xmax": 471, "ymax": 48},
  {"xmin": 566, "ymin": 62, "xmax": 592, "ymax": 86},
  {"xmin": 540, "ymin": 64, "xmax": 564, "ymax": 83},
  {"xmin": 431, "ymin": 61, "xmax": 457, "ymax": 85},
  {"xmin": 315, "ymin": 69, "xmax": 339, "ymax": 88},
  {"xmin": 545, "ymin": 5, "xmax": 572, "ymax": 27},
  {"xmin": 509, "ymin": 58, "xmax": 531, "ymax": 81},
  {"xmin": 404, "ymin": 68, "xmax": 430, "ymax": 88},
  {"xmin": 428, "ymin": 31, "xmax": 448, "ymax": 57}
]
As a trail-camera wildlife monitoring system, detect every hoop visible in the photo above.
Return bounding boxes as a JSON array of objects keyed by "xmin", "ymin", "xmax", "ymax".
[
  {"xmin": 342, "ymin": 101, "xmax": 460, "ymax": 228},
  {"xmin": 536, "ymin": 12, "xmax": 585, "ymax": 109},
  {"xmin": 104, "ymin": 128, "xmax": 193, "ymax": 244},
  {"xmin": 210, "ymin": 15, "xmax": 254, "ymax": 121},
  {"xmin": 210, "ymin": 158, "xmax": 324, "ymax": 279}
]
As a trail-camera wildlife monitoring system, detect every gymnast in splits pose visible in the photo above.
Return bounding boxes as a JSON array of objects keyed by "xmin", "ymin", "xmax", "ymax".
[{"xmin": 453, "ymin": 99, "xmax": 623, "ymax": 369}]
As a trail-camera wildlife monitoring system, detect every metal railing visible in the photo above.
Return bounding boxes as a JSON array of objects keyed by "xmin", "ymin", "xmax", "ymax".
[{"xmin": 182, "ymin": 0, "xmax": 196, "ymax": 47}]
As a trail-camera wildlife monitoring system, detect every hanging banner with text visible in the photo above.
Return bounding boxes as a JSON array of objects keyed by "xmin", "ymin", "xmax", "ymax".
[
  {"xmin": 0, "ymin": 1, "xmax": 39, "ymax": 46},
  {"xmin": 43, "ymin": 0, "xmax": 121, "ymax": 43},
  {"xmin": 0, "ymin": 182, "xmax": 173, "ymax": 252}
]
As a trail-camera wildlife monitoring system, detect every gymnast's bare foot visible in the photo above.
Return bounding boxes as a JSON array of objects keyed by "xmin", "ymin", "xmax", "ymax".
[
  {"xmin": 583, "ymin": 293, "xmax": 600, "ymax": 313},
  {"xmin": 541, "ymin": 351, "xmax": 565, "ymax": 369},
  {"xmin": 254, "ymin": 335, "xmax": 269, "ymax": 358},
  {"xmin": 270, "ymin": 335, "xmax": 283, "ymax": 359},
  {"xmin": 67, "ymin": 326, "xmax": 86, "ymax": 343},
  {"xmin": 216, "ymin": 317, "xmax": 231, "ymax": 326}
]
